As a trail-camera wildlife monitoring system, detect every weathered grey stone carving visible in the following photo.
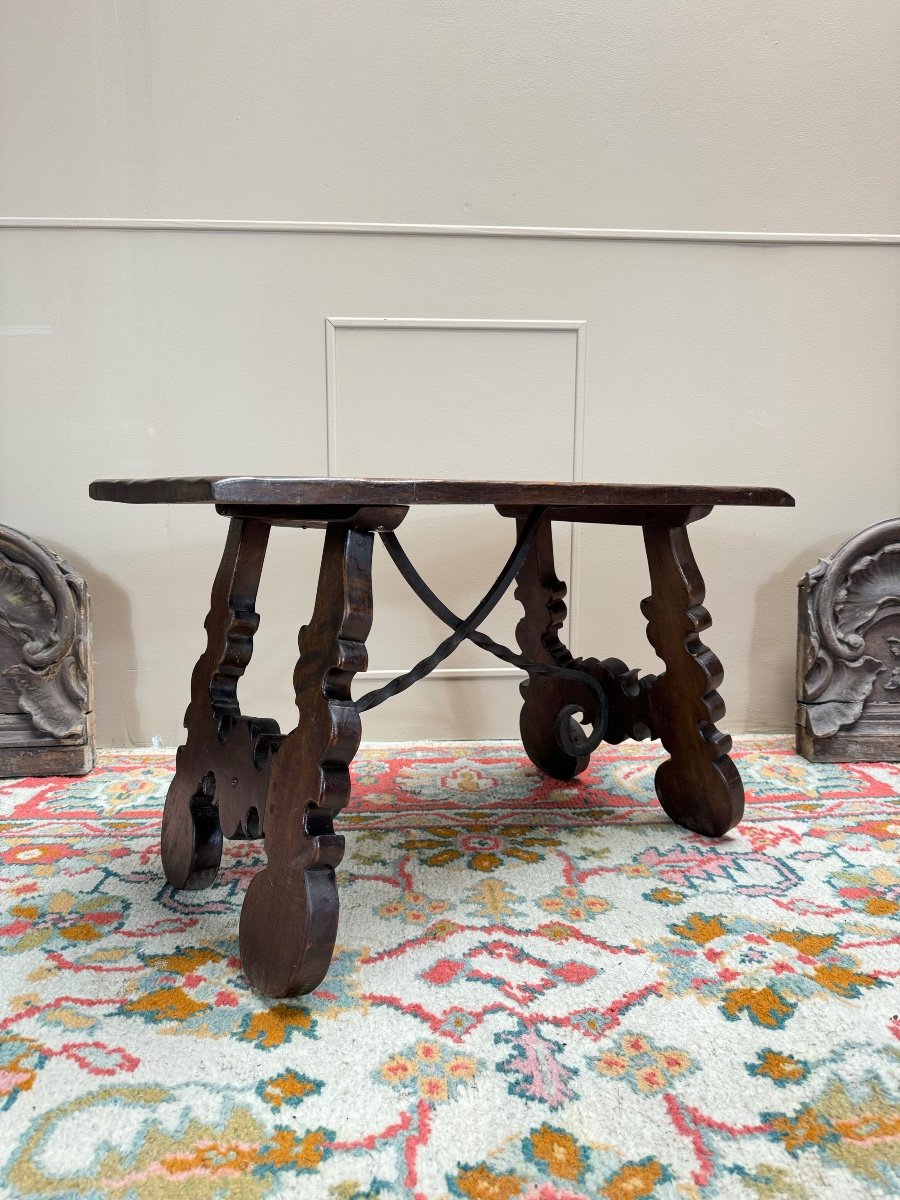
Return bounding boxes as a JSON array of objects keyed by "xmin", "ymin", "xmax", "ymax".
[
  {"xmin": 797, "ymin": 518, "xmax": 900, "ymax": 761},
  {"xmin": 0, "ymin": 524, "xmax": 94, "ymax": 776}
]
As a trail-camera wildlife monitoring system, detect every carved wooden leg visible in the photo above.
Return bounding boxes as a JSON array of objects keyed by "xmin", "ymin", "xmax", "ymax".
[
  {"xmin": 514, "ymin": 517, "xmax": 655, "ymax": 780},
  {"xmin": 514, "ymin": 517, "xmax": 592, "ymax": 780},
  {"xmin": 641, "ymin": 523, "xmax": 744, "ymax": 837},
  {"xmin": 238, "ymin": 520, "xmax": 378, "ymax": 998},
  {"xmin": 161, "ymin": 518, "xmax": 280, "ymax": 890}
]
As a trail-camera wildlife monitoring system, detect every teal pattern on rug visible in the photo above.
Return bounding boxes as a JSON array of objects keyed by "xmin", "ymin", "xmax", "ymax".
[{"xmin": 0, "ymin": 738, "xmax": 897, "ymax": 1198}]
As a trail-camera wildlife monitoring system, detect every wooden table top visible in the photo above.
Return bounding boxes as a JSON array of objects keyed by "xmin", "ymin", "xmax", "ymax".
[{"xmin": 89, "ymin": 476, "xmax": 794, "ymax": 509}]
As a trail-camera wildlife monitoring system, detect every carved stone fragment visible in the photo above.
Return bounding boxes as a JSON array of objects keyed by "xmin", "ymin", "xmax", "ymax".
[
  {"xmin": 0, "ymin": 524, "xmax": 94, "ymax": 776},
  {"xmin": 797, "ymin": 518, "xmax": 900, "ymax": 761}
]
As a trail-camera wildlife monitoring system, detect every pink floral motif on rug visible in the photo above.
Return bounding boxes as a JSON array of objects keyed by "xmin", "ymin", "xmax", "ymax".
[{"xmin": 0, "ymin": 738, "xmax": 897, "ymax": 1198}]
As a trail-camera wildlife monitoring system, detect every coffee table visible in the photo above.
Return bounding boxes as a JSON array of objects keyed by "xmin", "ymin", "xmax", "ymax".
[{"xmin": 90, "ymin": 476, "xmax": 793, "ymax": 997}]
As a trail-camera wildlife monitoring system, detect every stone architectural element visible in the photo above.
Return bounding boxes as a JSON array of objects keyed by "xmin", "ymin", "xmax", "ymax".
[
  {"xmin": 0, "ymin": 524, "xmax": 94, "ymax": 776},
  {"xmin": 797, "ymin": 518, "xmax": 900, "ymax": 761}
]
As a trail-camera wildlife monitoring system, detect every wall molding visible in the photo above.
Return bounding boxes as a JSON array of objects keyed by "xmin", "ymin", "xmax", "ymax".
[
  {"xmin": 325, "ymin": 315, "xmax": 586, "ymax": 677},
  {"xmin": 1, "ymin": 217, "xmax": 899, "ymax": 245},
  {"xmin": 324, "ymin": 315, "xmax": 586, "ymax": 480}
]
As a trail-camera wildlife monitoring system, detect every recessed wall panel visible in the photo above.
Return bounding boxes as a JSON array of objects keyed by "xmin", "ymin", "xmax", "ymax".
[{"xmin": 326, "ymin": 319, "xmax": 580, "ymax": 736}]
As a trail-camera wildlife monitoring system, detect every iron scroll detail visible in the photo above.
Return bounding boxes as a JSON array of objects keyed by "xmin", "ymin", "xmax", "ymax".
[{"xmin": 355, "ymin": 510, "xmax": 608, "ymax": 756}]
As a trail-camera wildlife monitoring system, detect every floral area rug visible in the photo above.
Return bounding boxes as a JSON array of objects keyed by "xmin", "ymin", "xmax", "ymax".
[{"xmin": 0, "ymin": 738, "xmax": 898, "ymax": 1199}]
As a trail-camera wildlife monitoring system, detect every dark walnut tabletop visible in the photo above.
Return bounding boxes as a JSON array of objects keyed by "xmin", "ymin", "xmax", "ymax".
[{"xmin": 89, "ymin": 476, "xmax": 794, "ymax": 508}]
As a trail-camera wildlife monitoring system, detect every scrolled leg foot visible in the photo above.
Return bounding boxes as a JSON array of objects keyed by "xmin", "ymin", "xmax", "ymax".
[
  {"xmin": 239, "ymin": 808, "xmax": 343, "ymax": 998},
  {"xmin": 652, "ymin": 744, "xmax": 743, "ymax": 839},
  {"xmin": 161, "ymin": 765, "xmax": 223, "ymax": 890}
]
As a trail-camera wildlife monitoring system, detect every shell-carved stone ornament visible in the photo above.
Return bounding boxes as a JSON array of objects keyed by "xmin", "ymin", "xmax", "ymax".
[
  {"xmin": 796, "ymin": 517, "xmax": 900, "ymax": 761},
  {"xmin": 0, "ymin": 524, "xmax": 94, "ymax": 776}
]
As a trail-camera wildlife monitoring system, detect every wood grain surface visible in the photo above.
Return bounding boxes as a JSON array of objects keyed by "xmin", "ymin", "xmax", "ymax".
[{"xmin": 89, "ymin": 475, "xmax": 794, "ymax": 509}]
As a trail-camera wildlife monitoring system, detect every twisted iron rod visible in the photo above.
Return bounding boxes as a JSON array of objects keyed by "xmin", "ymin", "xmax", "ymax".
[{"xmin": 355, "ymin": 511, "xmax": 608, "ymax": 754}]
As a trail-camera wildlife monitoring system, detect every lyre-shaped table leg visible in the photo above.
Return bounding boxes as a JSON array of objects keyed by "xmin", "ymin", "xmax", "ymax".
[
  {"xmin": 514, "ymin": 517, "xmax": 592, "ymax": 780},
  {"xmin": 641, "ymin": 522, "xmax": 744, "ymax": 837},
  {"xmin": 161, "ymin": 517, "xmax": 279, "ymax": 890},
  {"xmin": 238, "ymin": 520, "xmax": 380, "ymax": 998},
  {"xmin": 513, "ymin": 516, "xmax": 655, "ymax": 780}
]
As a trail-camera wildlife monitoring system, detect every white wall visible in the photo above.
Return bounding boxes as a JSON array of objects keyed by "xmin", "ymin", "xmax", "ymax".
[{"xmin": 1, "ymin": 1, "xmax": 898, "ymax": 746}]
